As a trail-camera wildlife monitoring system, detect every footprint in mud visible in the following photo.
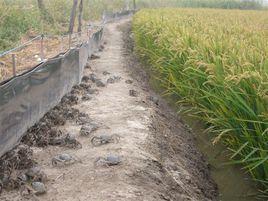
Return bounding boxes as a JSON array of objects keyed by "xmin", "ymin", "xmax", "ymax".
[
  {"xmin": 85, "ymin": 63, "xmax": 92, "ymax": 70},
  {"xmin": 90, "ymin": 54, "xmax": 101, "ymax": 60},
  {"xmin": 87, "ymin": 88, "xmax": 98, "ymax": 95},
  {"xmin": 81, "ymin": 94, "xmax": 92, "ymax": 101},
  {"xmin": 99, "ymin": 44, "xmax": 105, "ymax": 52},
  {"xmin": 79, "ymin": 82, "xmax": 91, "ymax": 90},
  {"xmin": 82, "ymin": 75, "xmax": 91, "ymax": 83},
  {"xmin": 103, "ymin": 71, "xmax": 110, "ymax": 75},
  {"xmin": 129, "ymin": 90, "xmax": 138, "ymax": 97},
  {"xmin": 125, "ymin": 79, "xmax": 133, "ymax": 84}
]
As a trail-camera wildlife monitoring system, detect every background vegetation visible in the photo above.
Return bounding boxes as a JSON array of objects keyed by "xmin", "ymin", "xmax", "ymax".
[
  {"xmin": 137, "ymin": 0, "xmax": 265, "ymax": 9},
  {"xmin": 0, "ymin": 0, "xmax": 126, "ymax": 52},
  {"xmin": 133, "ymin": 8, "xmax": 268, "ymax": 197},
  {"xmin": 0, "ymin": 0, "xmax": 266, "ymax": 52}
]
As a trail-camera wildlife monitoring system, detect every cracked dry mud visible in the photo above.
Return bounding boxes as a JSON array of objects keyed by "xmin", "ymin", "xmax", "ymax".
[{"xmin": 0, "ymin": 18, "xmax": 217, "ymax": 201}]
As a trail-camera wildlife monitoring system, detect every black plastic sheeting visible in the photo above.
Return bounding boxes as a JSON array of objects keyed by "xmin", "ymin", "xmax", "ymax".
[{"xmin": 0, "ymin": 27, "xmax": 103, "ymax": 157}]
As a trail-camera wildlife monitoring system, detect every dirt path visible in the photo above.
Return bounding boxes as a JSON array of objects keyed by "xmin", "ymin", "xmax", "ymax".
[{"xmin": 1, "ymin": 18, "xmax": 217, "ymax": 201}]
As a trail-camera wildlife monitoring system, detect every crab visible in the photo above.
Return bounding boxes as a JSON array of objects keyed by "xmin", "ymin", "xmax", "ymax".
[
  {"xmin": 89, "ymin": 73, "xmax": 98, "ymax": 83},
  {"xmin": 95, "ymin": 155, "xmax": 122, "ymax": 167},
  {"xmin": 81, "ymin": 94, "xmax": 92, "ymax": 101},
  {"xmin": 125, "ymin": 80, "xmax": 133, "ymax": 84},
  {"xmin": 20, "ymin": 182, "xmax": 46, "ymax": 197},
  {"xmin": 31, "ymin": 182, "xmax": 46, "ymax": 195},
  {"xmin": 79, "ymin": 83, "xmax": 91, "ymax": 90},
  {"xmin": 95, "ymin": 79, "xmax": 106, "ymax": 87},
  {"xmin": 91, "ymin": 134, "xmax": 120, "ymax": 147},
  {"xmin": 80, "ymin": 123, "xmax": 98, "ymax": 136},
  {"xmin": 107, "ymin": 76, "xmax": 121, "ymax": 84},
  {"xmin": 148, "ymin": 96, "xmax": 159, "ymax": 105},
  {"xmin": 25, "ymin": 166, "xmax": 47, "ymax": 182},
  {"xmin": 64, "ymin": 134, "xmax": 82, "ymax": 149},
  {"xmin": 49, "ymin": 134, "xmax": 82, "ymax": 149},
  {"xmin": 87, "ymin": 88, "xmax": 98, "ymax": 94},
  {"xmin": 52, "ymin": 154, "xmax": 77, "ymax": 167},
  {"xmin": 103, "ymin": 71, "xmax": 110, "ymax": 75}
]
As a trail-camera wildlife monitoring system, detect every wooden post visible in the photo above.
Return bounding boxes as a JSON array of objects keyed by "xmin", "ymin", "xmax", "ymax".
[
  {"xmin": 77, "ymin": 0, "xmax": 83, "ymax": 36},
  {"xmin": 102, "ymin": 10, "xmax": 106, "ymax": 23},
  {"xmin": 60, "ymin": 36, "xmax": 64, "ymax": 52},
  {"xmin": 69, "ymin": 0, "xmax": 78, "ymax": 34},
  {"xmin": 69, "ymin": 33, "xmax": 72, "ymax": 49},
  {"xmin": 125, "ymin": 0, "xmax": 129, "ymax": 10},
  {"xmin": 133, "ymin": 0, "xmax": 136, "ymax": 10},
  {"xmin": 11, "ymin": 54, "xmax": 16, "ymax": 76},
  {"xmin": 78, "ymin": 32, "xmax": 82, "ymax": 44},
  {"xmin": 40, "ymin": 35, "xmax": 44, "ymax": 61}
]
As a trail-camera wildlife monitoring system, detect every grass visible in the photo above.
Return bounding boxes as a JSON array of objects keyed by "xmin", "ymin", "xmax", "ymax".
[
  {"xmin": 0, "ymin": 2, "xmax": 41, "ymax": 51},
  {"xmin": 0, "ymin": 0, "xmax": 126, "ymax": 52},
  {"xmin": 133, "ymin": 8, "xmax": 268, "ymax": 197}
]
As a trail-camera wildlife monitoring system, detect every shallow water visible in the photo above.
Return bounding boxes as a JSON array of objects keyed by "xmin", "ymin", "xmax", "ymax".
[
  {"xmin": 149, "ymin": 78, "xmax": 261, "ymax": 201},
  {"xmin": 183, "ymin": 116, "xmax": 260, "ymax": 201}
]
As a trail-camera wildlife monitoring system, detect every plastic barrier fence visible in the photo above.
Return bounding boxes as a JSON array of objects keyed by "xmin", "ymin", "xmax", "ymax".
[{"xmin": 0, "ymin": 9, "xmax": 131, "ymax": 157}]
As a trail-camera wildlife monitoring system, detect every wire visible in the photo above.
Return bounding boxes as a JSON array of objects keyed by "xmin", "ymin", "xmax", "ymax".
[{"xmin": 0, "ymin": 35, "xmax": 42, "ymax": 58}]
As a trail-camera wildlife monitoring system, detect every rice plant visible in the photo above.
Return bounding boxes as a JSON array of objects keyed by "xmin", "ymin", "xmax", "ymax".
[
  {"xmin": 133, "ymin": 8, "xmax": 268, "ymax": 196},
  {"xmin": 136, "ymin": 0, "xmax": 265, "ymax": 10}
]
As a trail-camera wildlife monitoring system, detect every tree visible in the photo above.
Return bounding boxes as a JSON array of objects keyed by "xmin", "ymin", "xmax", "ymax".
[
  {"xmin": 77, "ymin": 0, "xmax": 83, "ymax": 35},
  {"xmin": 69, "ymin": 0, "xmax": 78, "ymax": 34},
  {"xmin": 37, "ymin": 0, "xmax": 54, "ymax": 23},
  {"xmin": 125, "ymin": 0, "xmax": 130, "ymax": 10},
  {"xmin": 133, "ymin": 0, "xmax": 136, "ymax": 10}
]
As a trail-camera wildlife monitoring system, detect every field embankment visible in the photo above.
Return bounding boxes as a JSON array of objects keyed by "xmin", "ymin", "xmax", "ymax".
[{"xmin": 133, "ymin": 8, "xmax": 268, "ymax": 197}]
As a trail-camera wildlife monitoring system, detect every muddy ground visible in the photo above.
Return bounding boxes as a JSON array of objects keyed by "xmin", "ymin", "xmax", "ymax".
[{"xmin": 0, "ymin": 18, "xmax": 218, "ymax": 201}]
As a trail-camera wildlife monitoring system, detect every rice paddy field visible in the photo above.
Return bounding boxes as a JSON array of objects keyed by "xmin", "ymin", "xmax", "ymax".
[{"xmin": 133, "ymin": 8, "xmax": 268, "ymax": 196}]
